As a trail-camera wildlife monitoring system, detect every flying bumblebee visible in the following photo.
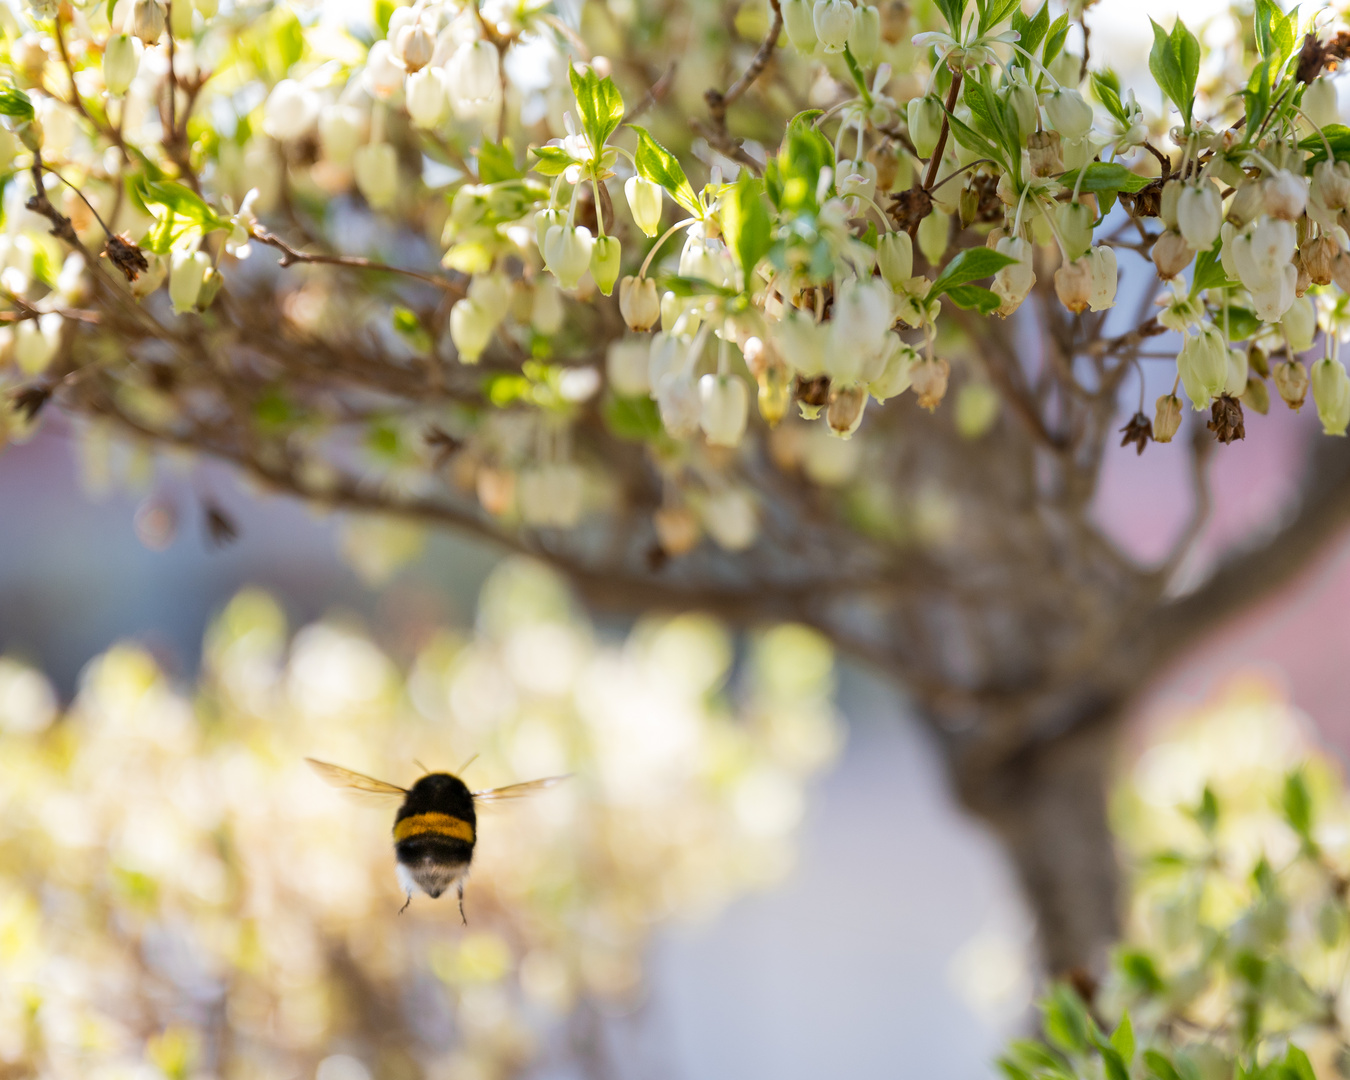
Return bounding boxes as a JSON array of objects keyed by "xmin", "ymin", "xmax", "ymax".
[{"xmin": 306, "ymin": 758, "xmax": 569, "ymax": 920}]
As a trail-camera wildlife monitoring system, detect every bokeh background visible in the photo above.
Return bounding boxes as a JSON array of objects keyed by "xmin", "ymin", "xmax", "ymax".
[{"xmin": 5, "ymin": 0, "xmax": 1350, "ymax": 1077}]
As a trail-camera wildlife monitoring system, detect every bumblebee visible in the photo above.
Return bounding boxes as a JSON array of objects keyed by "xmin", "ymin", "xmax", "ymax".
[{"xmin": 306, "ymin": 758, "xmax": 568, "ymax": 920}]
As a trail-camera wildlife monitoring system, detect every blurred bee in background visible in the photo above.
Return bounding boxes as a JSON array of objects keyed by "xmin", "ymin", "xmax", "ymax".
[{"xmin": 306, "ymin": 758, "xmax": 569, "ymax": 921}]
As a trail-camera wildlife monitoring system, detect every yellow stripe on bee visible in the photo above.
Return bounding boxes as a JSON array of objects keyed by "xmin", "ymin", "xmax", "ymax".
[{"xmin": 393, "ymin": 812, "xmax": 475, "ymax": 844}]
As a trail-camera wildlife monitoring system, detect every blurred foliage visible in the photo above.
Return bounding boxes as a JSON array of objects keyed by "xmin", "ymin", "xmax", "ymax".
[
  {"xmin": 1004, "ymin": 680, "xmax": 1350, "ymax": 1080},
  {"xmin": 0, "ymin": 557, "xmax": 841, "ymax": 1079}
]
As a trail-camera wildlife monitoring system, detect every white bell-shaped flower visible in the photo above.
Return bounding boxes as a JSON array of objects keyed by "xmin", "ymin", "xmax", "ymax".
[
  {"xmin": 1044, "ymin": 88, "xmax": 1093, "ymax": 139},
  {"xmin": 1177, "ymin": 180, "xmax": 1222, "ymax": 251},
  {"xmin": 446, "ymin": 41, "xmax": 501, "ymax": 120},
  {"xmin": 699, "ymin": 373, "xmax": 750, "ymax": 447},
  {"xmin": 1281, "ymin": 295, "xmax": 1317, "ymax": 352},
  {"xmin": 624, "ymin": 176, "xmax": 663, "ymax": 237},
  {"xmin": 1085, "ymin": 246, "xmax": 1117, "ymax": 311},
  {"xmin": 1304, "ymin": 78, "xmax": 1340, "ymax": 129},
  {"xmin": 103, "ymin": 34, "xmax": 139, "ymax": 97},
  {"xmin": 354, "ymin": 142, "xmax": 399, "ymax": 209},
  {"xmin": 702, "ymin": 488, "xmax": 757, "ymax": 550},
  {"xmin": 782, "ymin": 0, "xmax": 817, "ymax": 51},
  {"xmin": 607, "ymin": 337, "xmax": 651, "ymax": 396},
  {"xmin": 543, "ymin": 224, "xmax": 594, "ymax": 290},
  {"xmin": 1224, "ymin": 346, "xmax": 1249, "ymax": 397},
  {"xmin": 812, "ymin": 0, "xmax": 855, "ymax": 54},
  {"xmin": 363, "ymin": 40, "xmax": 406, "ymax": 100},
  {"xmin": 619, "ymin": 275, "xmax": 660, "ymax": 331},
  {"xmin": 449, "ymin": 298, "xmax": 495, "ymax": 363},
  {"xmin": 169, "ymin": 248, "xmax": 210, "ymax": 314},
  {"xmin": 907, "ymin": 95, "xmax": 944, "ymax": 159},
  {"xmin": 14, "ymin": 312, "xmax": 61, "ymax": 374},
  {"xmin": 654, "ymin": 370, "xmax": 701, "ymax": 438},
  {"xmin": 992, "ymin": 236, "xmax": 1035, "ymax": 317},
  {"xmin": 263, "ymin": 79, "xmax": 320, "ymax": 141},
  {"xmin": 1231, "ymin": 217, "xmax": 1297, "ymax": 294},
  {"xmin": 1312, "ymin": 357, "xmax": 1350, "ymax": 435},
  {"xmin": 868, "ymin": 336, "xmax": 918, "ymax": 401},
  {"xmin": 877, "ymin": 231, "xmax": 913, "ymax": 289},
  {"xmin": 405, "ymin": 67, "xmax": 446, "ymax": 129},
  {"xmin": 1176, "ymin": 323, "xmax": 1229, "ymax": 410},
  {"xmin": 1262, "ymin": 169, "xmax": 1308, "ymax": 221},
  {"xmin": 775, "ymin": 312, "xmax": 828, "ymax": 377}
]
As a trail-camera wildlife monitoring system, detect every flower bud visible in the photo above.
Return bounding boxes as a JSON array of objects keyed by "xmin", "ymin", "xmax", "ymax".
[
  {"xmin": 1263, "ymin": 169, "xmax": 1308, "ymax": 220},
  {"xmin": 169, "ymin": 248, "xmax": 210, "ymax": 314},
  {"xmin": 405, "ymin": 68, "xmax": 446, "ymax": 129},
  {"xmin": 103, "ymin": 35, "xmax": 138, "ymax": 97},
  {"xmin": 1045, "ymin": 88, "xmax": 1093, "ymax": 139},
  {"xmin": 354, "ymin": 142, "xmax": 398, "ymax": 210},
  {"xmin": 1313, "ymin": 358, "xmax": 1350, "ymax": 435},
  {"xmin": 1225, "ymin": 346, "xmax": 1249, "ymax": 397},
  {"xmin": 531, "ymin": 278, "xmax": 565, "ymax": 335},
  {"xmin": 1057, "ymin": 200, "xmax": 1093, "ymax": 261},
  {"xmin": 776, "ymin": 313, "xmax": 828, "ymax": 377},
  {"xmin": 1312, "ymin": 159, "xmax": 1350, "ymax": 214},
  {"xmin": 655, "ymin": 370, "xmax": 701, "ymax": 438},
  {"xmin": 1153, "ymin": 393, "xmax": 1183, "ymax": 442},
  {"xmin": 826, "ymin": 384, "xmax": 867, "ymax": 438},
  {"xmin": 1177, "ymin": 324, "xmax": 1228, "ymax": 410},
  {"xmin": 990, "ymin": 236, "xmax": 1034, "ymax": 317},
  {"xmin": 907, "ymin": 95, "xmax": 944, "ymax": 159},
  {"xmin": 848, "ymin": 5, "xmax": 881, "ymax": 66},
  {"xmin": 917, "ymin": 207, "xmax": 948, "ymax": 266},
  {"xmin": 131, "ymin": 0, "xmax": 165, "ymax": 45},
  {"xmin": 535, "ymin": 208, "xmax": 566, "ymax": 254},
  {"xmin": 319, "ymin": 104, "xmax": 364, "ymax": 165},
  {"xmin": 590, "ymin": 235, "xmax": 621, "ymax": 296},
  {"xmin": 1242, "ymin": 374, "xmax": 1270, "ymax": 415},
  {"xmin": 1274, "ymin": 359, "xmax": 1308, "ymax": 409},
  {"xmin": 1177, "ymin": 181, "xmax": 1222, "ymax": 251},
  {"xmin": 624, "ymin": 176, "xmax": 663, "ymax": 237},
  {"xmin": 781, "ymin": 0, "xmax": 817, "ymax": 52},
  {"xmin": 870, "ymin": 232, "xmax": 911, "ymax": 292},
  {"xmin": 1304, "ymin": 77, "xmax": 1340, "ymax": 130},
  {"xmin": 170, "ymin": 0, "xmax": 193, "ymax": 39},
  {"xmin": 619, "ymin": 275, "xmax": 660, "ymax": 331},
  {"xmin": 449, "ymin": 298, "xmax": 495, "ymax": 362},
  {"xmin": 1027, "ymin": 129, "xmax": 1063, "ymax": 177},
  {"xmin": 910, "ymin": 356, "xmax": 949, "ymax": 411},
  {"xmin": 699, "ymin": 373, "xmax": 750, "ymax": 446},
  {"xmin": 812, "ymin": 0, "xmax": 855, "ymax": 54},
  {"xmin": 544, "ymin": 224, "xmax": 595, "ymax": 290},
  {"xmin": 1282, "ymin": 295, "xmax": 1316, "ymax": 352},
  {"xmin": 395, "ymin": 22, "xmax": 434, "ymax": 73},
  {"xmin": 1152, "ymin": 230, "xmax": 1194, "ymax": 280},
  {"xmin": 1301, "ymin": 234, "xmax": 1338, "ymax": 286},
  {"xmin": 607, "ymin": 337, "xmax": 651, "ymax": 396},
  {"xmin": 446, "ymin": 41, "xmax": 501, "ymax": 120}
]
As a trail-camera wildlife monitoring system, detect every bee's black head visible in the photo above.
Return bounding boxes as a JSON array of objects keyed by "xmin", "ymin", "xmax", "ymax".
[{"xmin": 400, "ymin": 771, "xmax": 476, "ymax": 823}]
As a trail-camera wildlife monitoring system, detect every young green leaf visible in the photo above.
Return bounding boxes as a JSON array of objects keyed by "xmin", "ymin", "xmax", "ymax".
[
  {"xmin": 567, "ymin": 64, "xmax": 625, "ymax": 157},
  {"xmin": 630, "ymin": 125, "xmax": 702, "ymax": 219},
  {"xmin": 476, "ymin": 141, "xmax": 522, "ymax": 183},
  {"xmin": 977, "ymin": 0, "xmax": 1020, "ymax": 37},
  {"xmin": 1282, "ymin": 770, "xmax": 1315, "ymax": 846},
  {"xmin": 1109, "ymin": 1012, "xmax": 1135, "ymax": 1065},
  {"xmin": 1144, "ymin": 1051, "xmax": 1183, "ymax": 1080},
  {"xmin": 0, "ymin": 86, "xmax": 34, "ymax": 122},
  {"xmin": 1058, "ymin": 162, "xmax": 1152, "ymax": 195},
  {"xmin": 1283, "ymin": 1045, "xmax": 1317, "ymax": 1080},
  {"xmin": 943, "ymin": 284, "xmax": 1001, "ymax": 314},
  {"xmin": 1043, "ymin": 13, "xmax": 1071, "ymax": 70},
  {"xmin": 1041, "ymin": 984, "xmax": 1090, "ymax": 1055},
  {"xmin": 1299, "ymin": 122, "xmax": 1350, "ymax": 165},
  {"xmin": 1011, "ymin": 2, "xmax": 1050, "ymax": 58},
  {"xmin": 139, "ymin": 179, "xmax": 230, "ymax": 231},
  {"xmin": 530, "ymin": 145, "xmax": 577, "ymax": 176},
  {"xmin": 1091, "ymin": 70, "xmax": 1128, "ymax": 124},
  {"xmin": 928, "ymin": 247, "xmax": 1018, "ymax": 299},
  {"xmin": 720, "ymin": 175, "xmax": 772, "ymax": 291},
  {"xmin": 1149, "ymin": 17, "xmax": 1199, "ymax": 125},
  {"xmin": 934, "ymin": 0, "xmax": 968, "ymax": 35}
]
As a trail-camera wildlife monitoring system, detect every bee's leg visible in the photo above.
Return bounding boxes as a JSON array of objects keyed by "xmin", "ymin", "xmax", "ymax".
[
  {"xmin": 457, "ymin": 882, "xmax": 466, "ymax": 925},
  {"xmin": 399, "ymin": 893, "xmax": 412, "ymax": 915}
]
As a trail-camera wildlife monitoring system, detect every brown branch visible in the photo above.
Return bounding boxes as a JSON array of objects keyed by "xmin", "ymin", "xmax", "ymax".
[
  {"xmin": 252, "ymin": 231, "xmax": 465, "ymax": 294},
  {"xmin": 922, "ymin": 71, "xmax": 963, "ymax": 192},
  {"xmin": 698, "ymin": 0, "xmax": 782, "ymax": 177}
]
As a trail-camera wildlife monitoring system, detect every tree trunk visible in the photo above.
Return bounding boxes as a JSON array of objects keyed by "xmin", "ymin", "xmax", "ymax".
[{"xmin": 944, "ymin": 705, "xmax": 1124, "ymax": 978}]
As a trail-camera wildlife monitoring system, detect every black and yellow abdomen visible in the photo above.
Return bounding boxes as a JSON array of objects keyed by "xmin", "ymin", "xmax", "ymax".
[{"xmin": 393, "ymin": 773, "xmax": 477, "ymax": 904}]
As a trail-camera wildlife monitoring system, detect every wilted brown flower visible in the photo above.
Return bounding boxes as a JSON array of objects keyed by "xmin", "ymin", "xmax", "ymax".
[
  {"xmin": 1207, "ymin": 393, "xmax": 1246, "ymax": 443},
  {"xmin": 1274, "ymin": 359, "xmax": 1309, "ymax": 410},
  {"xmin": 1119, "ymin": 412, "xmax": 1153, "ymax": 455},
  {"xmin": 103, "ymin": 233, "xmax": 150, "ymax": 282},
  {"xmin": 10, "ymin": 383, "xmax": 52, "ymax": 422}
]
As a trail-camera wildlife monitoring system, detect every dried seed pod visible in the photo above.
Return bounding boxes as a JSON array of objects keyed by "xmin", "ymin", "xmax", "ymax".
[
  {"xmin": 1273, "ymin": 359, "xmax": 1309, "ymax": 411},
  {"xmin": 1152, "ymin": 230, "xmax": 1196, "ymax": 280},
  {"xmin": 1206, "ymin": 393, "xmax": 1246, "ymax": 443}
]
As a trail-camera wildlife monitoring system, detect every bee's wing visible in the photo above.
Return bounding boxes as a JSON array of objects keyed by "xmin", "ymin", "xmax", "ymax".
[
  {"xmin": 306, "ymin": 758, "xmax": 407, "ymax": 801},
  {"xmin": 472, "ymin": 775, "xmax": 572, "ymax": 804}
]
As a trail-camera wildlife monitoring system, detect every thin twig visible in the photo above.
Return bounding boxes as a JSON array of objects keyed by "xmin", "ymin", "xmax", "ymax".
[
  {"xmin": 252, "ymin": 231, "xmax": 465, "ymax": 294},
  {"xmin": 922, "ymin": 71, "xmax": 964, "ymax": 191}
]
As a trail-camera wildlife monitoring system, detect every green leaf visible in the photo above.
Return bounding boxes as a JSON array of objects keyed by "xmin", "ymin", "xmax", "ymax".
[
  {"xmin": 1224, "ymin": 306, "xmax": 1262, "ymax": 341},
  {"xmin": 977, "ymin": 0, "xmax": 1020, "ymax": 36},
  {"xmin": 1042, "ymin": 13, "xmax": 1071, "ymax": 70},
  {"xmin": 1283, "ymin": 1046, "xmax": 1316, "ymax": 1080},
  {"xmin": 720, "ymin": 175, "xmax": 772, "ymax": 290},
  {"xmin": 477, "ymin": 141, "xmax": 522, "ymax": 183},
  {"xmin": 1058, "ymin": 162, "xmax": 1152, "ymax": 194},
  {"xmin": 944, "ymin": 284, "xmax": 1001, "ymax": 313},
  {"xmin": 139, "ymin": 179, "xmax": 230, "ymax": 230},
  {"xmin": 1011, "ymin": 2, "xmax": 1050, "ymax": 58},
  {"xmin": 1299, "ymin": 122, "xmax": 1350, "ymax": 165},
  {"xmin": 1191, "ymin": 240, "xmax": 1235, "ymax": 295},
  {"xmin": 483, "ymin": 372, "xmax": 533, "ymax": 407},
  {"xmin": 530, "ymin": 145, "xmax": 576, "ymax": 177},
  {"xmin": 568, "ymin": 64, "xmax": 625, "ymax": 156},
  {"xmin": 765, "ymin": 123, "xmax": 835, "ymax": 211},
  {"xmin": 0, "ymin": 86, "xmax": 34, "ymax": 123},
  {"xmin": 928, "ymin": 247, "xmax": 1018, "ymax": 298},
  {"xmin": 1091, "ymin": 70, "xmax": 1128, "ymax": 124},
  {"xmin": 934, "ymin": 0, "xmax": 967, "ymax": 34},
  {"xmin": 1149, "ymin": 17, "xmax": 1199, "ymax": 125},
  {"xmin": 1145, "ymin": 1051, "xmax": 1184, "ymax": 1080},
  {"xmin": 1109, "ymin": 1013, "xmax": 1134, "ymax": 1065},
  {"xmin": 603, "ymin": 392, "xmax": 665, "ymax": 442},
  {"xmin": 1253, "ymin": 0, "xmax": 1296, "ymax": 66},
  {"xmin": 1117, "ymin": 948, "xmax": 1165, "ymax": 993},
  {"xmin": 631, "ymin": 125, "xmax": 702, "ymax": 219},
  {"xmin": 1098, "ymin": 1043, "xmax": 1130, "ymax": 1080},
  {"xmin": 392, "ymin": 307, "xmax": 432, "ymax": 353},
  {"xmin": 1282, "ymin": 770, "xmax": 1315, "ymax": 845},
  {"xmin": 659, "ymin": 273, "xmax": 739, "ymax": 299},
  {"xmin": 1042, "ymin": 985, "xmax": 1090, "ymax": 1055},
  {"xmin": 944, "ymin": 106, "xmax": 1003, "ymax": 166}
]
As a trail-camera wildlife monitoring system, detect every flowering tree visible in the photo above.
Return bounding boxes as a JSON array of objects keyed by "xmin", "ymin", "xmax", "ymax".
[{"xmin": 5, "ymin": 0, "xmax": 1350, "ymax": 974}]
